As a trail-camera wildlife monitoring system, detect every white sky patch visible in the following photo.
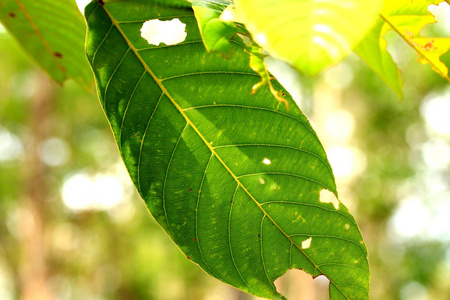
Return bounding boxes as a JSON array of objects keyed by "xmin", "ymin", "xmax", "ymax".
[
  {"xmin": 301, "ymin": 237, "xmax": 312, "ymax": 249},
  {"xmin": 140, "ymin": 19, "xmax": 187, "ymax": 46},
  {"xmin": 421, "ymin": 139, "xmax": 450, "ymax": 169},
  {"xmin": 262, "ymin": 158, "xmax": 271, "ymax": 165},
  {"xmin": 327, "ymin": 145, "xmax": 366, "ymax": 180},
  {"xmin": 324, "ymin": 109, "xmax": 355, "ymax": 141},
  {"xmin": 0, "ymin": 127, "xmax": 23, "ymax": 161},
  {"xmin": 255, "ymin": 33, "xmax": 267, "ymax": 46},
  {"xmin": 62, "ymin": 173, "xmax": 124, "ymax": 212},
  {"xmin": 220, "ymin": 9, "xmax": 234, "ymax": 22},
  {"xmin": 320, "ymin": 189, "xmax": 340, "ymax": 210},
  {"xmin": 75, "ymin": 0, "xmax": 91, "ymax": 14},
  {"xmin": 38, "ymin": 137, "xmax": 70, "ymax": 167},
  {"xmin": 428, "ymin": 2, "xmax": 450, "ymax": 36},
  {"xmin": 421, "ymin": 91, "xmax": 450, "ymax": 136},
  {"xmin": 389, "ymin": 196, "xmax": 431, "ymax": 239}
]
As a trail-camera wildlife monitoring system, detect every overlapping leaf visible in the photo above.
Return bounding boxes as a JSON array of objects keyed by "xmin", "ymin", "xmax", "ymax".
[
  {"xmin": 191, "ymin": 0, "xmax": 237, "ymax": 58},
  {"xmin": 232, "ymin": 0, "xmax": 384, "ymax": 76},
  {"xmin": 355, "ymin": 0, "xmax": 450, "ymax": 98},
  {"xmin": 85, "ymin": 0, "xmax": 369, "ymax": 299},
  {"xmin": 0, "ymin": 0, "xmax": 93, "ymax": 89}
]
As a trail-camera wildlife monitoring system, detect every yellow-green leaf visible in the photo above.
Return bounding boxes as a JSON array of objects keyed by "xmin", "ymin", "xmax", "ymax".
[
  {"xmin": 355, "ymin": 0, "xmax": 450, "ymax": 99},
  {"xmin": 353, "ymin": 17, "xmax": 403, "ymax": 99},
  {"xmin": 381, "ymin": 0, "xmax": 450, "ymax": 82},
  {"xmin": 0, "ymin": 0, "xmax": 93, "ymax": 89},
  {"xmin": 233, "ymin": 0, "xmax": 384, "ymax": 76}
]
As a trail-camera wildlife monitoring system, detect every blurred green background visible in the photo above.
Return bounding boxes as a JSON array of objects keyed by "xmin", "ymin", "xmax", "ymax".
[{"xmin": 1, "ymin": 3, "xmax": 450, "ymax": 300}]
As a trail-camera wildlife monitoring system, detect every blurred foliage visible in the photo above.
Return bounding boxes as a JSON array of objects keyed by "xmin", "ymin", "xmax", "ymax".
[
  {"xmin": 0, "ymin": 29, "xmax": 219, "ymax": 300},
  {"xmin": 1, "ymin": 4, "xmax": 450, "ymax": 299}
]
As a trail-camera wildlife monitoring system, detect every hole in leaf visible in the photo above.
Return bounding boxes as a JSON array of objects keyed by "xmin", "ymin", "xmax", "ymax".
[
  {"xmin": 140, "ymin": 18, "xmax": 187, "ymax": 46},
  {"xmin": 301, "ymin": 237, "xmax": 312, "ymax": 249},
  {"xmin": 320, "ymin": 189, "xmax": 340, "ymax": 210},
  {"xmin": 255, "ymin": 33, "xmax": 267, "ymax": 46},
  {"xmin": 262, "ymin": 158, "xmax": 271, "ymax": 165},
  {"xmin": 274, "ymin": 269, "xmax": 330, "ymax": 299}
]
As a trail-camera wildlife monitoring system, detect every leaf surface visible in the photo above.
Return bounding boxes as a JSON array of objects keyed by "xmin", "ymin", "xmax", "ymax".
[
  {"xmin": 353, "ymin": 17, "xmax": 403, "ymax": 99},
  {"xmin": 0, "ymin": 0, "xmax": 93, "ymax": 89},
  {"xmin": 233, "ymin": 0, "xmax": 384, "ymax": 76},
  {"xmin": 85, "ymin": 1, "xmax": 369, "ymax": 299}
]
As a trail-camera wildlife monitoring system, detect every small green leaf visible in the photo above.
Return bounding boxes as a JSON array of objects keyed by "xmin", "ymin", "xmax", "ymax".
[
  {"xmin": 85, "ymin": 1, "xmax": 369, "ymax": 299},
  {"xmin": 192, "ymin": 0, "xmax": 238, "ymax": 58},
  {"xmin": 0, "ymin": 0, "xmax": 93, "ymax": 89},
  {"xmin": 233, "ymin": 0, "xmax": 384, "ymax": 76}
]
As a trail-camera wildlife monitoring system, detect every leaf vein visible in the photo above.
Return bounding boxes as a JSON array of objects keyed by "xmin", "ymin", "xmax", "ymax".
[
  {"xmin": 317, "ymin": 263, "xmax": 369, "ymax": 278},
  {"xmin": 290, "ymin": 234, "xmax": 366, "ymax": 255},
  {"xmin": 103, "ymin": 47, "xmax": 131, "ymax": 113},
  {"xmin": 228, "ymin": 185, "xmax": 257, "ymax": 293},
  {"xmin": 238, "ymin": 172, "xmax": 332, "ymax": 191},
  {"xmin": 184, "ymin": 104, "xmax": 315, "ymax": 135},
  {"xmin": 162, "ymin": 124, "xmax": 189, "ymax": 240},
  {"xmin": 259, "ymin": 201, "xmax": 360, "ymax": 232},
  {"xmin": 195, "ymin": 154, "xmax": 222, "ymax": 279},
  {"xmin": 119, "ymin": 69, "xmax": 146, "ymax": 149},
  {"xmin": 91, "ymin": 23, "xmax": 114, "ymax": 65},
  {"xmin": 214, "ymin": 143, "xmax": 332, "ymax": 174},
  {"xmin": 137, "ymin": 92, "xmax": 164, "ymax": 193},
  {"xmin": 260, "ymin": 215, "xmax": 276, "ymax": 289},
  {"xmin": 161, "ymin": 71, "xmax": 259, "ymax": 81}
]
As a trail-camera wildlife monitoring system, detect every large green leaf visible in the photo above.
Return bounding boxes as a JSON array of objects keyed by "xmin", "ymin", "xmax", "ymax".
[
  {"xmin": 85, "ymin": 1, "xmax": 369, "ymax": 299},
  {"xmin": 233, "ymin": 0, "xmax": 384, "ymax": 76},
  {"xmin": 0, "ymin": 0, "xmax": 93, "ymax": 89}
]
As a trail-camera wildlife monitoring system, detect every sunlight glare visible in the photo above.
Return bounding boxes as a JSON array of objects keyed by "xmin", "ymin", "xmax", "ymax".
[
  {"xmin": 62, "ymin": 173, "xmax": 124, "ymax": 212},
  {"xmin": 0, "ymin": 127, "xmax": 23, "ymax": 161},
  {"xmin": 75, "ymin": 0, "xmax": 91, "ymax": 14},
  {"xmin": 421, "ymin": 91, "xmax": 450, "ymax": 136},
  {"xmin": 428, "ymin": 2, "xmax": 450, "ymax": 36},
  {"xmin": 421, "ymin": 139, "xmax": 450, "ymax": 169},
  {"xmin": 389, "ymin": 197, "xmax": 431, "ymax": 239}
]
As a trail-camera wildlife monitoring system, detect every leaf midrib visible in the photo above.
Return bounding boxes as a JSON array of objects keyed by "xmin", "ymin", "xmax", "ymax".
[
  {"xmin": 380, "ymin": 13, "xmax": 450, "ymax": 82},
  {"xmin": 100, "ymin": 3, "xmax": 353, "ymax": 298}
]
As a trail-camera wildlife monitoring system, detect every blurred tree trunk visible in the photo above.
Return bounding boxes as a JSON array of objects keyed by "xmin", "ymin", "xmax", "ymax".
[{"xmin": 18, "ymin": 71, "xmax": 54, "ymax": 300}]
